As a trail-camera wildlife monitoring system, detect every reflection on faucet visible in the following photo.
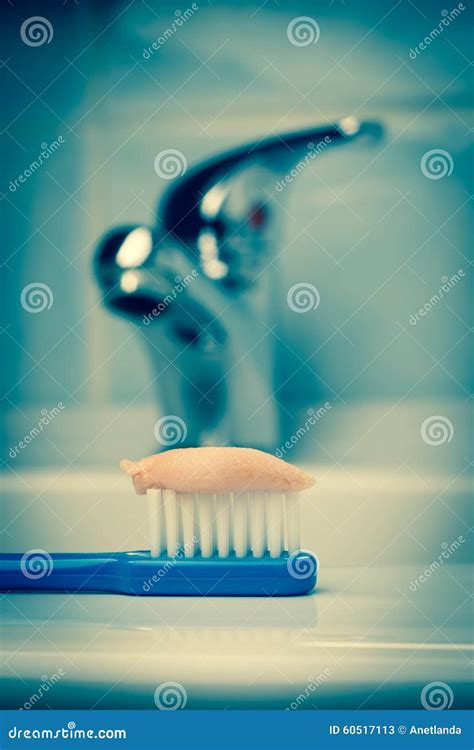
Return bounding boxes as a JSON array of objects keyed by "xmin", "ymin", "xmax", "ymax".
[{"xmin": 95, "ymin": 119, "xmax": 383, "ymax": 450}]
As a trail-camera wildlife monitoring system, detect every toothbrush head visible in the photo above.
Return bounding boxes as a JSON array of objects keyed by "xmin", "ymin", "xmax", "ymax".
[{"xmin": 120, "ymin": 448, "xmax": 318, "ymax": 596}]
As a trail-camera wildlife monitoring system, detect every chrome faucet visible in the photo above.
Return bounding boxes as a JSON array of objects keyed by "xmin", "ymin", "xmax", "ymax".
[{"xmin": 95, "ymin": 118, "xmax": 382, "ymax": 450}]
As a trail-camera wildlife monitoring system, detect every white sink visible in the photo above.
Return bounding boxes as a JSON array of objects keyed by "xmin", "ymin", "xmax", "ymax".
[
  {"xmin": 1, "ymin": 566, "xmax": 471, "ymax": 709},
  {"xmin": 1, "ymin": 466, "xmax": 472, "ymax": 708}
]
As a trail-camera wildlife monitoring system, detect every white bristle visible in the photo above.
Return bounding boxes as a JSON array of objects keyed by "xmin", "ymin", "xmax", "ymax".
[
  {"xmin": 179, "ymin": 492, "xmax": 196, "ymax": 558},
  {"xmin": 232, "ymin": 493, "xmax": 248, "ymax": 558},
  {"xmin": 198, "ymin": 493, "xmax": 214, "ymax": 558},
  {"xmin": 147, "ymin": 489, "xmax": 164, "ymax": 558},
  {"xmin": 145, "ymin": 488, "xmax": 303, "ymax": 558},
  {"xmin": 250, "ymin": 493, "xmax": 266, "ymax": 557},
  {"xmin": 285, "ymin": 492, "xmax": 301, "ymax": 552},
  {"xmin": 163, "ymin": 489, "xmax": 178, "ymax": 556},
  {"xmin": 215, "ymin": 493, "xmax": 231, "ymax": 557},
  {"xmin": 267, "ymin": 493, "xmax": 284, "ymax": 558}
]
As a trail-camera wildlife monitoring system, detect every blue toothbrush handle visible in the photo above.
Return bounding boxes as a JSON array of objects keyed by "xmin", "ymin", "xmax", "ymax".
[
  {"xmin": 0, "ymin": 552, "xmax": 121, "ymax": 593},
  {"xmin": 0, "ymin": 551, "xmax": 317, "ymax": 596}
]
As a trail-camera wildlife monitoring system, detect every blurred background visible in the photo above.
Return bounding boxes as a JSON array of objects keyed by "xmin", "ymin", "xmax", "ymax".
[{"xmin": 1, "ymin": 0, "xmax": 472, "ymax": 566}]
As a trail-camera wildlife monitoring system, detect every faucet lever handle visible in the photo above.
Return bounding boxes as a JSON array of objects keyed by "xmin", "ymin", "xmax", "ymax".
[{"xmin": 159, "ymin": 119, "xmax": 383, "ymax": 287}]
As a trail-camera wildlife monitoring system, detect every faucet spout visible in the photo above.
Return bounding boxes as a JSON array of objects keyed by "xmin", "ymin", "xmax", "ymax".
[{"xmin": 94, "ymin": 119, "xmax": 383, "ymax": 450}]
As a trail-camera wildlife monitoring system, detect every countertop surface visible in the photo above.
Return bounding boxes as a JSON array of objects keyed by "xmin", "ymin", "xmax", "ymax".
[{"xmin": 1, "ymin": 564, "xmax": 472, "ymax": 709}]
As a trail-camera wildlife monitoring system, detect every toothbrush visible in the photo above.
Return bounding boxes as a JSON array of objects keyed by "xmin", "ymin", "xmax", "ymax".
[
  {"xmin": 0, "ymin": 448, "xmax": 318, "ymax": 597},
  {"xmin": 120, "ymin": 447, "xmax": 318, "ymax": 595}
]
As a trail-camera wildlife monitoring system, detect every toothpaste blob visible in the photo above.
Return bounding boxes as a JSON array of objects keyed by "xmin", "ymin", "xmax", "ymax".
[{"xmin": 120, "ymin": 447, "xmax": 315, "ymax": 495}]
